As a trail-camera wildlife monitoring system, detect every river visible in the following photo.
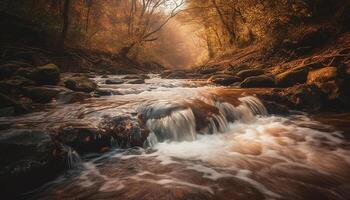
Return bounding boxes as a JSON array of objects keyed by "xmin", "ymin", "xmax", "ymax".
[{"xmin": 4, "ymin": 75, "xmax": 350, "ymax": 200}]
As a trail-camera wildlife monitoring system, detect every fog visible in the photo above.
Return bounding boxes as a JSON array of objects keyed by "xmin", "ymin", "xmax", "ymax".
[{"xmin": 151, "ymin": 19, "xmax": 209, "ymax": 69}]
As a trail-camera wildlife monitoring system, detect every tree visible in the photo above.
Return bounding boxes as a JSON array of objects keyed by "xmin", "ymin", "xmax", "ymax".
[
  {"xmin": 85, "ymin": 0, "xmax": 93, "ymax": 33},
  {"xmin": 60, "ymin": 0, "xmax": 70, "ymax": 50},
  {"xmin": 120, "ymin": 0, "xmax": 185, "ymax": 58}
]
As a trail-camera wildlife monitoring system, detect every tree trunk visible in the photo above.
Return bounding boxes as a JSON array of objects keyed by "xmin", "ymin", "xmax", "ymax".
[
  {"xmin": 59, "ymin": 0, "xmax": 70, "ymax": 50},
  {"xmin": 119, "ymin": 43, "xmax": 136, "ymax": 58},
  {"xmin": 211, "ymin": 0, "xmax": 235, "ymax": 45},
  {"xmin": 205, "ymin": 25, "xmax": 215, "ymax": 58},
  {"xmin": 85, "ymin": 0, "xmax": 93, "ymax": 33}
]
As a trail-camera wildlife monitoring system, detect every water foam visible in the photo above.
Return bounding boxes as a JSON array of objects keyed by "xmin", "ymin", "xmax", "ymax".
[{"xmin": 143, "ymin": 96, "xmax": 268, "ymax": 144}]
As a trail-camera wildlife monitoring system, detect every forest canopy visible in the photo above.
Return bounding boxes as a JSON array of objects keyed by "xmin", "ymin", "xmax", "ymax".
[{"xmin": 0, "ymin": 0, "xmax": 348, "ymax": 68}]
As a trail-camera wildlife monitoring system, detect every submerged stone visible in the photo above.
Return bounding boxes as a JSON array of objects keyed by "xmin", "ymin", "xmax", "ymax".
[{"xmin": 0, "ymin": 129, "xmax": 65, "ymax": 197}]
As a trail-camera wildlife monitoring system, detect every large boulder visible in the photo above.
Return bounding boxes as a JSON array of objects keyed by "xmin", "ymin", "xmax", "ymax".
[
  {"xmin": 208, "ymin": 74, "xmax": 242, "ymax": 86},
  {"xmin": 240, "ymin": 75, "xmax": 275, "ymax": 88},
  {"xmin": 98, "ymin": 116, "xmax": 149, "ymax": 148},
  {"xmin": 237, "ymin": 69, "xmax": 264, "ymax": 79},
  {"xmin": 22, "ymin": 86, "xmax": 65, "ymax": 103},
  {"xmin": 276, "ymin": 67, "xmax": 309, "ymax": 87},
  {"xmin": 57, "ymin": 127, "xmax": 110, "ymax": 153},
  {"xmin": 0, "ymin": 129, "xmax": 64, "ymax": 197},
  {"xmin": 0, "ymin": 93, "xmax": 27, "ymax": 116},
  {"xmin": 31, "ymin": 63, "xmax": 60, "ymax": 85},
  {"xmin": 64, "ymin": 76, "xmax": 97, "ymax": 93}
]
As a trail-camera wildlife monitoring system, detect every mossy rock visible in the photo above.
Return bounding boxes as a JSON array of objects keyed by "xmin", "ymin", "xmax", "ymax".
[
  {"xmin": 64, "ymin": 76, "xmax": 97, "ymax": 93},
  {"xmin": 31, "ymin": 64, "xmax": 60, "ymax": 85}
]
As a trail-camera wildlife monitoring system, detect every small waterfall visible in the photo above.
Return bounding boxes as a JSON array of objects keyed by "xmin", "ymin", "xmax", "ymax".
[
  {"xmin": 144, "ymin": 131, "xmax": 158, "ymax": 148},
  {"xmin": 239, "ymin": 96, "xmax": 268, "ymax": 116},
  {"xmin": 144, "ymin": 96, "xmax": 268, "ymax": 145},
  {"xmin": 201, "ymin": 113, "xmax": 228, "ymax": 134},
  {"xmin": 146, "ymin": 108, "xmax": 197, "ymax": 142},
  {"xmin": 215, "ymin": 96, "xmax": 267, "ymax": 123},
  {"xmin": 66, "ymin": 147, "xmax": 82, "ymax": 169}
]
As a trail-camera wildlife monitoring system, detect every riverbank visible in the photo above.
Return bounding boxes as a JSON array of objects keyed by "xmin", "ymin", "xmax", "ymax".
[{"xmin": 161, "ymin": 31, "xmax": 350, "ymax": 112}]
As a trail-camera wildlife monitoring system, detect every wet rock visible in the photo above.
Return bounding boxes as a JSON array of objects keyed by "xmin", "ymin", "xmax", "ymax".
[
  {"xmin": 22, "ymin": 86, "xmax": 65, "ymax": 103},
  {"xmin": 0, "ymin": 93, "xmax": 28, "ymax": 116},
  {"xmin": 94, "ymin": 89, "xmax": 121, "ymax": 96},
  {"xmin": 99, "ymin": 116, "xmax": 149, "ymax": 148},
  {"xmin": 95, "ymin": 89, "xmax": 112, "ymax": 96},
  {"xmin": 105, "ymin": 78, "xmax": 124, "ymax": 85},
  {"xmin": 57, "ymin": 91, "xmax": 90, "ymax": 104},
  {"xmin": 123, "ymin": 74, "xmax": 150, "ymax": 79},
  {"xmin": 57, "ymin": 127, "xmax": 110, "ymax": 153},
  {"xmin": 0, "ymin": 129, "xmax": 65, "ymax": 197},
  {"xmin": 208, "ymin": 74, "xmax": 242, "ymax": 86},
  {"xmin": 240, "ymin": 75, "xmax": 275, "ymax": 88},
  {"xmin": 276, "ymin": 67, "xmax": 309, "ymax": 87},
  {"xmin": 262, "ymin": 101, "xmax": 290, "ymax": 115},
  {"xmin": 31, "ymin": 63, "xmax": 60, "ymax": 85},
  {"xmin": 64, "ymin": 76, "xmax": 97, "ymax": 93},
  {"xmin": 237, "ymin": 69, "xmax": 264, "ymax": 79},
  {"xmin": 284, "ymin": 84, "xmax": 324, "ymax": 111},
  {"xmin": 127, "ymin": 79, "xmax": 145, "ymax": 84},
  {"xmin": 186, "ymin": 100, "xmax": 222, "ymax": 133},
  {"xmin": 0, "ymin": 76, "xmax": 36, "ymax": 94}
]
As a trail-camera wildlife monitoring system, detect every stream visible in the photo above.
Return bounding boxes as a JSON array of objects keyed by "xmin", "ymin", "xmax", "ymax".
[{"xmin": 3, "ymin": 75, "xmax": 350, "ymax": 200}]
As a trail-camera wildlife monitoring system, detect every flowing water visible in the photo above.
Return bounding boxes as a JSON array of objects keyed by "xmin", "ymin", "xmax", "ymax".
[{"xmin": 3, "ymin": 75, "xmax": 350, "ymax": 200}]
